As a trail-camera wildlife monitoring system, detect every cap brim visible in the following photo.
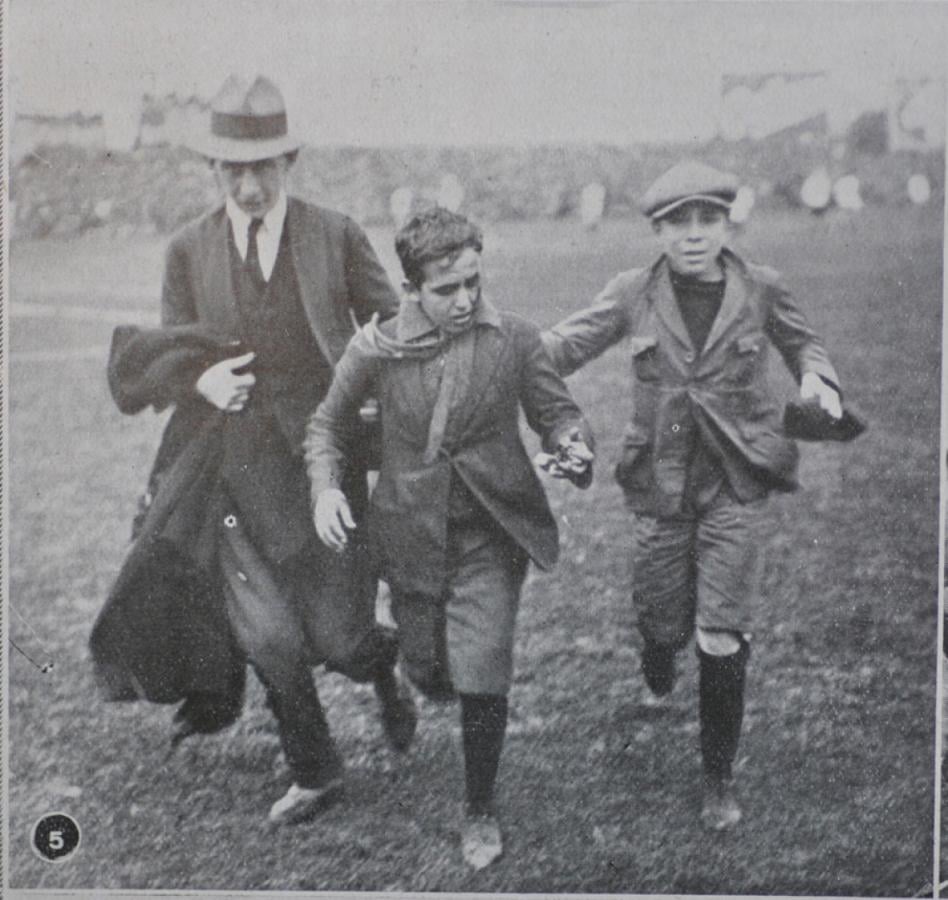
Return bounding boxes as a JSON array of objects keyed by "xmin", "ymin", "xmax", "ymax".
[
  {"xmin": 191, "ymin": 132, "xmax": 301, "ymax": 163},
  {"xmin": 647, "ymin": 194, "xmax": 734, "ymax": 221}
]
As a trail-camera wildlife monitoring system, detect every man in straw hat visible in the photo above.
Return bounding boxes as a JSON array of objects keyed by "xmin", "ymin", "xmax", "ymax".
[
  {"xmin": 93, "ymin": 74, "xmax": 417, "ymax": 825},
  {"xmin": 542, "ymin": 160, "xmax": 851, "ymax": 831}
]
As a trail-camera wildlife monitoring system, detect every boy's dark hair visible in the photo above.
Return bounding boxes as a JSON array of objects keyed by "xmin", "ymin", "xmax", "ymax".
[{"xmin": 395, "ymin": 206, "xmax": 483, "ymax": 288}]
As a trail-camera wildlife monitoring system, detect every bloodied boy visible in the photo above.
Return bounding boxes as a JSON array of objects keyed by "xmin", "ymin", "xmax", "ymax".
[
  {"xmin": 305, "ymin": 206, "xmax": 594, "ymax": 869},
  {"xmin": 542, "ymin": 160, "xmax": 846, "ymax": 830}
]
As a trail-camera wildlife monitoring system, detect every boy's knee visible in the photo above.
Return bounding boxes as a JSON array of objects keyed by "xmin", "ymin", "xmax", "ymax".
[{"xmin": 696, "ymin": 627, "xmax": 749, "ymax": 658}]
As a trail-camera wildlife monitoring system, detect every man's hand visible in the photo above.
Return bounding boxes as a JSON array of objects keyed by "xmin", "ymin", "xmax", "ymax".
[
  {"xmin": 195, "ymin": 351, "xmax": 256, "ymax": 412},
  {"xmin": 535, "ymin": 427, "xmax": 594, "ymax": 486},
  {"xmin": 314, "ymin": 488, "xmax": 356, "ymax": 553},
  {"xmin": 800, "ymin": 372, "xmax": 842, "ymax": 420}
]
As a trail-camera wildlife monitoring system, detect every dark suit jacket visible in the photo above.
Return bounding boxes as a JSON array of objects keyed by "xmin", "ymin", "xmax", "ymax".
[
  {"xmin": 543, "ymin": 249, "xmax": 840, "ymax": 516},
  {"xmin": 305, "ymin": 302, "xmax": 592, "ymax": 597}
]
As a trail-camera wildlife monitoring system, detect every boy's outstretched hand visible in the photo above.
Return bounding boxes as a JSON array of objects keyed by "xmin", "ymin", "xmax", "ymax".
[
  {"xmin": 535, "ymin": 427, "xmax": 594, "ymax": 488},
  {"xmin": 314, "ymin": 488, "xmax": 356, "ymax": 553}
]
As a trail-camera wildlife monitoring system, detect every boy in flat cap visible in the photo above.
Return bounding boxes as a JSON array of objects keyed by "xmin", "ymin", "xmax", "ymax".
[
  {"xmin": 542, "ymin": 160, "xmax": 844, "ymax": 830},
  {"xmin": 305, "ymin": 206, "xmax": 594, "ymax": 869},
  {"xmin": 91, "ymin": 74, "xmax": 417, "ymax": 825}
]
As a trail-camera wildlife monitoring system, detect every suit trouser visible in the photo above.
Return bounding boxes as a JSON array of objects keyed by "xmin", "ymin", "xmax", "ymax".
[{"xmin": 219, "ymin": 517, "xmax": 342, "ymax": 789}]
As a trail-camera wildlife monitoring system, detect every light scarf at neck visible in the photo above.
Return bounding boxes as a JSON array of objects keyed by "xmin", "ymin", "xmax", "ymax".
[{"xmin": 358, "ymin": 312, "xmax": 444, "ymax": 359}]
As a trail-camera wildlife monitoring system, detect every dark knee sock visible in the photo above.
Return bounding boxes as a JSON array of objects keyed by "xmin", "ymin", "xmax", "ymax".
[
  {"xmin": 460, "ymin": 693, "xmax": 508, "ymax": 815},
  {"xmin": 697, "ymin": 640, "xmax": 750, "ymax": 780},
  {"xmin": 641, "ymin": 640, "xmax": 677, "ymax": 695}
]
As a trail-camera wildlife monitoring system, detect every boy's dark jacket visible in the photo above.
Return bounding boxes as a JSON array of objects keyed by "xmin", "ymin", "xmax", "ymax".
[
  {"xmin": 305, "ymin": 300, "xmax": 593, "ymax": 598},
  {"xmin": 543, "ymin": 249, "xmax": 839, "ymax": 516}
]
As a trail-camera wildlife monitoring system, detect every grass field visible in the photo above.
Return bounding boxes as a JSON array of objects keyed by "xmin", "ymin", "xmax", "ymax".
[{"xmin": 7, "ymin": 206, "xmax": 944, "ymax": 895}]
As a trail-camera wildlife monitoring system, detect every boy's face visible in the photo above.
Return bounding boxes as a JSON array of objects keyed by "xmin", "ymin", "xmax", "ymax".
[
  {"xmin": 653, "ymin": 201, "xmax": 729, "ymax": 281},
  {"xmin": 411, "ymin": 246, "xmax": 482, "ymax": 336}
]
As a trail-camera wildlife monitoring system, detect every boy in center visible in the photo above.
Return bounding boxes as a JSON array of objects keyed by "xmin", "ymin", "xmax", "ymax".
[{"xmin": 305, "ymin": 206, "xmax": 593, "ymax": 869}]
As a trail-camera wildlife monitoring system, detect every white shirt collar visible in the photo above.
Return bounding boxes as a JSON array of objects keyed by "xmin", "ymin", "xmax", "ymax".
[{"xmin": 225, "ymin": 192, "xmax": 288, "ymax": 280}]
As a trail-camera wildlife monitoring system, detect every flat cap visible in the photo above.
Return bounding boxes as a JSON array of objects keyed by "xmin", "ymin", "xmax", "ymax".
[{"xmin": 639, "ymin": 160, "xmax": 739, "ymax": 220}]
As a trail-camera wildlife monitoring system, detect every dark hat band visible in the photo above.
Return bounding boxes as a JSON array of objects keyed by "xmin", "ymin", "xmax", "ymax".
[{"xmin": 211, "ymin": 110, "xmax": 288, "ymax": 141}]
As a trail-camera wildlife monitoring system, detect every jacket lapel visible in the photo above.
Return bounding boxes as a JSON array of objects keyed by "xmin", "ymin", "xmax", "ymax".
[
  {"xmin": 201, "ymin": 210, "xmax": 240, "ymax": 332},
  {"xmin": 396, "ymin": 357, "xmax": 437, "ymax": 437},
  {"xmin": 650, "ymin": 262, "xmax": 694, "ymax": 352},
  {"xmin": 701, "ymin": 252, "xmax": 749, "ymax": 356},
  {"xmin": 286, "ymin": 198, "xmax": 340, "ymax": 364},
  {"xmin": 449, "ymin": 325, "xmax": 508, "ymax": 442}
]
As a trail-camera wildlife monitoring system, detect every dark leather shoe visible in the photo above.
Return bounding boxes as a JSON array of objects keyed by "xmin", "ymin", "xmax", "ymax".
[{"xmin": 375, "ymin": 670, "xmax": 418, "ymax": 753}]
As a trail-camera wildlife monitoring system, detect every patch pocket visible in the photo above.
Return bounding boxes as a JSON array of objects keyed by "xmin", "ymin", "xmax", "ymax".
[
  {"xmin": 614, "ymin": 427, "xmax": 652, "ymax": 492},
  {"xmin": 629, "ymin": 335, "xmax": 659, "ymax": 382},
  {"xmin": 730, "ymin": 333, "xmax": 764, "ymax": 385}
]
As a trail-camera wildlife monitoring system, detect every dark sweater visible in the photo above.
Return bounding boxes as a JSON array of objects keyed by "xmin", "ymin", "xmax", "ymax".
[{"xmin": 670, "ymin": 269, "xmax": 728, "ymax": 506}]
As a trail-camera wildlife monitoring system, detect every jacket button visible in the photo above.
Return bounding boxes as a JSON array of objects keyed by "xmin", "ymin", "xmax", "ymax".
[
  {"xmin": 671, "ymin": 424, "xmax": 680, "ymax": 433},
  {"xmin": 684, "ymin": 352, "xmax": 695, "ymax": 364},
  {"xmin": 224, "ymin": 514, "xmax": 237, "ymax": 529}
]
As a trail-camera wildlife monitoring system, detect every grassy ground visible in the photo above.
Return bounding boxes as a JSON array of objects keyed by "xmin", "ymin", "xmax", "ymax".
[{"xmin": 6, "ymin": 206, "xmax": 943, "ymax": 895}]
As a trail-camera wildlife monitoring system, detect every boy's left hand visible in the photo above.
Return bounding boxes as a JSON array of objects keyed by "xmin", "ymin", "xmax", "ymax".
[
  {"xmin": 535, "ymin": 427, "xmax": 594, "ymax": 487},
  {"xmin": 800, "ymin": 372, "xmax": 842, "ymax": 419}
]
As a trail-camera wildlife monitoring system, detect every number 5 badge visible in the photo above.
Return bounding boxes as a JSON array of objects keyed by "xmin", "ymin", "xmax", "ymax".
[{"xmin": 31, "ymin": 812, "xmax": 81, "ymax": 863}]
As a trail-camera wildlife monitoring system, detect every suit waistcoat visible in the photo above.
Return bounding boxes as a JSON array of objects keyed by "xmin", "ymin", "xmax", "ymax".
[{"xmin": 221, "ymin": 220, "xmax": 329, "ymax": 561}]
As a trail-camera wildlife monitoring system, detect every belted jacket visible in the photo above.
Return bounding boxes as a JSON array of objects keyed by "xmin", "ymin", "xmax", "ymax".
[{"xmin": 543, "ymin": 249, "xmax": 839, "ymax": 516}]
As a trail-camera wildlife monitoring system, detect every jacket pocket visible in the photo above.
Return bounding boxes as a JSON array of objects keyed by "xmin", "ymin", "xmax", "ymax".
[
  {"xmin": 729, "ymin": 332, "xmax": 764, "ymax": 386},
  {"xmin": 629, "ymin": 335, "xmax": 659, "ymax": 382},
  {"xmin": 614, "ymin": 426, "xmax": 652, "ymax": 492}
]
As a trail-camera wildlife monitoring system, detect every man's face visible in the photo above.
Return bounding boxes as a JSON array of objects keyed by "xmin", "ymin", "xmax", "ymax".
[
  {"xmin": 411, "ymin": 246, "xmax": 482, "ymax": 336},
  {"xmin": 654, "ymin": 202, "xmax": 729, "ymax": 281},
  {"xmin": 213, "ymin": 155, "xmax": 290, "ymax": 218}
]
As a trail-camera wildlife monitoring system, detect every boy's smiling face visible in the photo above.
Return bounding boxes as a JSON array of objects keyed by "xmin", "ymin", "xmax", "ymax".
[
  {"xmin": 654, "ymin": 201, "xmax": 729, "ymax": 281},
  {"xmin": 411, "ymin": 247, "xmax": 483, "ymax": 336}
]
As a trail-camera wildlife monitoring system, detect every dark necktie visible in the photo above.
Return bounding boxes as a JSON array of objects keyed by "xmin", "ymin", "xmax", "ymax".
[{"xmin": 246, "ymin": 218, "xmax": 265, "ymax": 287}]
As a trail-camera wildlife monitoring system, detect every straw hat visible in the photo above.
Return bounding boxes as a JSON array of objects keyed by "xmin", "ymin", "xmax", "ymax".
[{"xmin": 195, "ymin": 74, "xmax": 300, "ymax": 162}]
